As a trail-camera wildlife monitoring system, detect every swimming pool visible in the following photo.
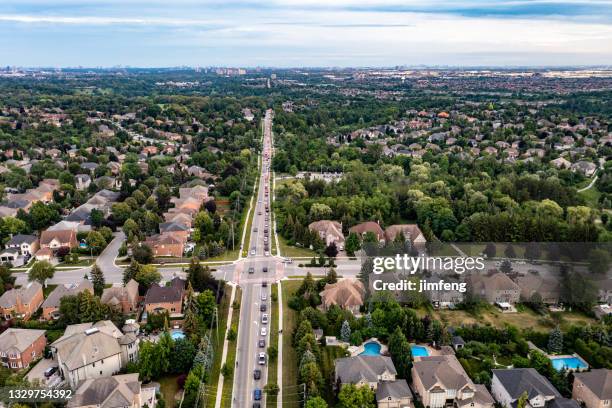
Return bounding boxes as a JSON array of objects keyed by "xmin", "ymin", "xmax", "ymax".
[
  {"xmin": 550, "ymin": 356, "xmax": 588, "ymax": 371},
  {"xmin": 171, "ymin": 329, "xmax": 186, "ymax": 340},
  {"xmin": 360, "ymin": 342, "xmax": 382, "ymax": 356},
  {"xmin": 411, "ymin": 345, "xmax": 430, "ymax": 357}
]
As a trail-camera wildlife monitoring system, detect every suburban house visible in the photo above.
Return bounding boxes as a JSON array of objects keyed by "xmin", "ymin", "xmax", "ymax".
[
  {"xmin": 51, "ymin": 320, "xmax": 139, "ymax": 389},
  {"xmin": 572, "ymin": 160, "xmax": 598, "ymax": 177},
  {"xmin": 411, "ymin": 355, "xmax": 494, "ymax": 408},
  {"xmin": 308, "ymin": 220, "xmax": 345, "ymax": 250},
  {"xmin": 515, "ymin": 272, "xmax": 561, "ymax": 306},
  {"xmin": 384, "ymin": 224, "xmax": 427, "ymax": 248},
  {"xmin": 143, "ymin": 277, "xmax": 185, "ymax": 316},
  {"xmin": 41, "ymin": 280, "xmax": 94, "ymax": 320},
  {"xmin": 0, "ymin": 328, "xmax": 46, "ymax": 370},
  {"xmin": 468, "ymin": 271, "xmax": 521, "ymax": 306},
  {"xmin": 75, "ymin": 174, "xmax": 92, "ymax": 190},
  {"xmin": 376, "ymin": 379, "xmax": 414, "ymax": 408},
  {"xmin": 0, "ymin": 281, "xmax": 44, "ymax": 320},
  {"xmin": 319, "ymin": 278, "xmax": 366, "ymax": 314},
  {"xmin": 101, "ymin": 279, "xmax": 140, "ymax": 314},
  {"xmin": 6, "ymin": 234, "xmax": 39, "ymax": 255},
  {"xmin": 349, "ymin": 221, "xmax": 386, "ymax": 243},
  {"xmin": 491, "ymin": 368, "xmax": 579, "ymax": 408},
  {"xmin": 335, "ymin": 355, "xmax": 398, "ymax": 390},
  {"xmin": 0, "ymin": 248, "xmax": 22, "ymax": 266},
  {"xmin": 39, "ymin": 228, "xmax": 78, "ymax": 250},
  {"xmin": 572, "ymin": 369, "xmax": 612, "ymax": 408},
  {"xmin": 68, "ymin": 373, "xmax": 156, "ymax": 408},
  {"xmin": 143, "ymin": 233, "xmax": 186, "ymax": 258}
]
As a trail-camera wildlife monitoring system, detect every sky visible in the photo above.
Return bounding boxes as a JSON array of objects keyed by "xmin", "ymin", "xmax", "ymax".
[{"xmin": 1, "ymin": 0, "xmax": 612, "ymax": 67}]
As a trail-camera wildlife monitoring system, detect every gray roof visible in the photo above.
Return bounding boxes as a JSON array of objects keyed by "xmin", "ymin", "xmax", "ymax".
[
  {"xmin": 0, "ymin": 328, "xmax": 46, "ymax": 353},
  {"xmin": 68, "ymin": 374, "xmax": 140, "ymax": 408},
  {"xmin": 376, "ymin": 379, "xmax": 413, "ymax": 401},
  {"xmin": 335, "ymin": 355, "xmax": 397, "ymax": 384},
  {"xmin": 6, "ymin": 234, "xmax": 38, "ymax": 246},
  {"xmin": 0, "ymin": 281, "xmax": 42, "ymax": 308},
  {"xmin": 42, "ymin": 280, "xmax": 93, "ymax": 309},
  {"xmin": 492, "ymin": 368, "xmax": 561, "ymax": 400},
  {"xmin": 574, "ymin": 369, "xmax": 612, "ymax": 399}
]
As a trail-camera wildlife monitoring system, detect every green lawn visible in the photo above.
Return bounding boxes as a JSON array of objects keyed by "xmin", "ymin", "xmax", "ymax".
[
  {"xmin": 281, "ymin": 280, "xmax": 302, "ymax": 408},
  {"xmin": 159, "ymin": 375, "xmax": 181, "ymax": 408},
  {"xmin": 43, "ymin": 284, "xmax": 58, "ymax": 297},
  {"xmin": 579, "ymin": 185, "xmax": 602, "ymax": 208},
  {"xmin": 220, "ymin": 287, "xmax": 241, "ymax": 408},
  {"xmin": 267, "ymin": 284, "xmax": 280, "ymax": 407},
  {"xmin": 206, "ymin": 249, "xmax": 241, "ymax": 263},
  {"xmin": 278, "ymin": 235, "xmax": 316, "ymax": 258}
]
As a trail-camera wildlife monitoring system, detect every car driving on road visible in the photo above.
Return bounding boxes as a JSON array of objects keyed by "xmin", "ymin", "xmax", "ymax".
[{"xmin": 258, "ymin": 352, "xmax": 266, "ymax": 365}]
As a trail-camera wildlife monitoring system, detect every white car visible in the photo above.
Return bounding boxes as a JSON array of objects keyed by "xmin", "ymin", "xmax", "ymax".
[
  {"xmin": 261, "ymin": 292, "xmax": 268, "ymax": 301},
  {"xmin": 251, "ymin": 249, "xmax": 256, "ymax": 256},
  {"xmin": 261, "ymin": 314, "xmax": 269, "ymax": 324},
  {"xmin": 260, "ymin": 327, "xmax": 267, "ymax": 336},
  {"xmin": 258, "ymin": 352, "xmax": 266, "ymax": 365},
  {"xmin": 264, "ymin": 251, "xmax": 270, "ymax": 257}
]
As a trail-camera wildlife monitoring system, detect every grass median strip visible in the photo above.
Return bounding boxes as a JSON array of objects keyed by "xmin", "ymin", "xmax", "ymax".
[
  {"xmin": 220, "ymin": 287, "xmax": 242, "ymax": 408},
  {"xmin": 266, "ymin": 284, "xmax": 279, "ymax": 407},
  {"xmin": 281, "ymin": 280, "xmax": 301, "ymax": 408}
]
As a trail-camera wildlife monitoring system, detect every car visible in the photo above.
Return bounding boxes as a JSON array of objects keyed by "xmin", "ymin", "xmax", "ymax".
[
  {"xmin": 258, "ymin": 211, "xmax": 262, "ymax": 215},
  {"xmin": 260, "ymin": 304, "xmax": 267, "ymax": 312},
  {"xmin": 251, "ymin": 249, "xmax": 256, "ymax": 255},
  {"xmin": 263, "ymin": 267, "xmax": 268, "ymax": 273},
  {"xmin": 44, "ymin": 366, "xmax": 58, "ymax": 378},
  {"xmin": 253, "ymin": 404, "xmax": 261, "ymax": 408},
  {"xmin": 258, "ymin": 339, "xmax": 266, "ymax": 348},
  {"xmin": 261, "ymin": 313, "xmax": 269, "ymax": 324},
  {"xmin": 258, "ymin": 352, "xmax": 266, "ymax": 365},
  {"xmin": 260, "ymin": 327, "xmax": 267, "ymax": 336},
  {"xmin": 265, "ymin": 251, "xmax": 270, "ymax": 257},
  {"xmin": 248, "ymin": 267, "xmax": 255, "ymax": 274},
  {"xmin": 264, "ymin": 236, "xmax": 268, "ymax": 242},
  {"xmin": 253, "ymin": 227, "xmax": 258, "ymax": 232},
  {"xmin": 254, "ymin": 369, "xmax": 261, "ymax": 380},
  {"xmin": 254, "ymin": 389, "xmax": 262, "ymax": 400},
  {"xmin": 261, "ymin": 292, "xmax": 268, "ymax": 301}
]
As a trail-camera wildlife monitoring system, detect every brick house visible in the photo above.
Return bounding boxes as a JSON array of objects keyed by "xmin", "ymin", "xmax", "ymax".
[
  {"xmin": 40, "ymin": 229, "xmax": 78, "ymax": 250},
  {"xmin": 144, "ymin": 277, "xmax": 185, "ymax": 316},
  {"xmin": 41, "ymin": 280, "xmax": 94, "ymax": 320},
  {"xmin": 0, "ymin": 281, "xmax": 44, "ymax": 320},
  {"xmin": 573, "ymin": 369, "xmax": 612, "ymax": 408},
  {"xmin": 101, "ymin": 280, "xmax": 140, "ymax": 314},
  {"xmin": 143, "ymin": 233, "xmax": 185, "ymax": 258},
  {"xmin": 0, "ymin": 328, "xmax": 47, "ymax": 370}
]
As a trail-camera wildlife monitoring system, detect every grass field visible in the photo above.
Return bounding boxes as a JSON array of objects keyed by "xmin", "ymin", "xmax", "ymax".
[
  {"xmin": 220, "ymin": 287, "xmax": 242, "ymax": 408},
  {"xmin": 579, "ymin": 184, "xmax": 602, "ymax": 208},
  {"xmin": 159, "ymin": 375, "xmax": 181, "ymax": 408},
  {"xmin": 278, "ymin": 235, "xmax": 316, "ymax": 258},
  {"xmin": 266, "ymin": 284, "xmax": 280, "ymax": 407},
  {"xmin": 281, "ymin": 280, "xmax": 302, "ymax": 408}
]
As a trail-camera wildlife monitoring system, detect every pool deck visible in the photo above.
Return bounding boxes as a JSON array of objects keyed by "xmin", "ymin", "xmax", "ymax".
[
  {"xmin": 349, "ymin": 338, "xmax": 389, "ymax": 357},
  {"xmin": 548, "ymin": 353, "xmax": 589, "ymax": 372}
]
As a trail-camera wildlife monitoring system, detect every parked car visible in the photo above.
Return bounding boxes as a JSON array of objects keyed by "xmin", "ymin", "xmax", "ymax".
[
  {"xmin": 254, "ymin": 369, "xmax": 261, "ymax": 380},
  {"xmin": 44, "ymin": 366, "xmax": 58, "ymax": 378},
  {"xmin": 258, "ymin": 339, "xmax": 265, "ymax": 348},
  {"xmin": 260, "ymin": 304, "xmax": 267, "ymax": 312},
  {"xmin": 254, "ymin": 389, "xmax": 262, "ymax": 400}
]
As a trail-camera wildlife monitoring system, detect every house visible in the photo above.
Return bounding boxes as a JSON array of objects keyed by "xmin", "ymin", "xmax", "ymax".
[
  {"xmin": 572, "ymin": 369, "xmax": 612, "ymax": 408},
  {"xmin": 335, "ymin": 355, "xmax": 397, "ymax": 390},
  {"xmin": 572, "ymin": 161, "xmax": 598, "ymax": 177},
  {"xmin": 376, "ymin": 379, "xmax": 414, "ymax": 408},
  {"xmin": 75, "ymin": 174, "xmax": 92, "ymax": 190},
  {"xmin": 412, "ymin": 355, "xmax": 494, "ymax": 408},
  {"xmin": 308, "ymin": 220, "xmax": 345, "ymax": 250},
  {"xmin": 101, "ymin": 280, "xmax": 140, "ymax": 314},
  {"xmin": 515, "ymin": 272, "xmax": 561, "ymax": 305},
  {"xmin": 143, "ymin": 277, "xmax": 185, "ymax": 316},
  {"xmin": 0, "ymin": 328, "xmax": 46, "ymax": 370},
  {"xmin": 159, "ymin": 221, "xmax": 190, "ymax": 242},
  {"xmin": 319, "ymin": 279, "xmax": 365, "ymax": 314},
  {"xmin": 41, "ymin": 280, "xmax": 94, "ymax": 320},
  {"xmin": 349, "ymin": 221, "xmax": 385, "ymax": 243},
  {"xmin": 551, "ymin": 157, "xmax": 572, "ymax": 169},
  {"xmin": 40, "ymin": 228, "xmax": 78, "ymax": 250},
  {"xmin": 143, "ymin": 233, "xmax": 185, "ymax": 258},
  {"xmin": 491, "ymin": 368, "xmax": 579, "ymax": 408},
  {"xmin": 68, "ymin": 373, "xmax": 156, "ymax": 408},
  {"xmin": 6, "ymin": 234, "xmax": 39, "ymax": 255},
  {"xmin": 0, "ymin": 248, "xmax": 22, "ymax": 266},
  {"xmin": 384, "ymin": 225, "xmax": 426, "ymax": 248},
  {"xmin": 0, "ymin": 281, "xmax": 44, "ymax": 320},
  {"xmin": 468, "ymin": 271, "xmax": 521, "ymax": 306},
  {"xmin": 34, "ymin": 247, "xmax": 53, "ymax": 261},
  {"xmin": 51, "ymin": 320, "xmax": 139, "ymax": 389}
]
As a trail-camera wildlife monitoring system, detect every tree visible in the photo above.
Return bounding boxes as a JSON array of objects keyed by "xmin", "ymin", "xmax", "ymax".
[
  {"xmin": 324, "ymin": 242, "xmax": 338, "ymax": 258},
  {"xmin": 264, "ymin": 383, "xmax": 279, "ymax": 397},
  {"xmin": 123, "ymin": 218, "xmax": 140, "ymax": 239},
  {"xmin": 132, "ymin": 244, "xmax": 153, "ymax": 264},
  {"xmin": 483, "ymin": 242, "xmax": 496, "ymax": 258},
  {"xmin": 135, "ymin": 265, "xmax": 161, "ymax": 287},
  {"xmin": 196, "ymin": 290, "xmax": 217, "ymax": 323},
  {"xmin": 305, "ymin": 396, "xmax": 328, "ymax": 408},
  {"xmin": 300, "ymin": 361, "xmax": 323, "ymax": 397},
  {"xmin": 123, "ymin": 259, "xmax": 140, "ymax": 284},
  {"xmin": 337, "ymin": 384, "xmax": 375, "ymax": 408},
  {"xmin": 345, "ymin": 232, "xmax": 361, "ymax": 256},
  {"xmin": 388, "ymin": 327, "xmax": 412, "ymax": 380},
  {"xmin": 548, "ymin": 326, "xmax": 563, "ymax": 354},
  {"xmin": 517, "ymin": 391, "xmax": 529, "ymax": 408},
  {"xmin": 28, "ymin": 261, "xmax": 55, "ymax": 285},
  {"xmin": 588, "ymin": 248, "xmax": 611, "ymax": 274},
  {"xmin": 340, "ymin": 320, "xmax": 351, "ymax": 343},
  {"xmin": 90, "ymin": 264, "xmax": 105, "ymax": 296}
]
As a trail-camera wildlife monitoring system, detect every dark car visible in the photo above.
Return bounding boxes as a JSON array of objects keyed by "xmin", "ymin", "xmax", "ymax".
[
  {"xmin": 248, "ymin": 267, "xmax": 254, "ymax": 274},
  {"xmin": 253, "ymin": 404, "xmax": 261, "ymax": 408},
  {"xmin": 44, "ymin": 366, "xmax": 58, "ymax": 378},
  {"xmin": 254, "ymin": 369, "xmax": 261, "ymax": 380},
  {"xmin": 263, "ymin": 267, "xmax": 268, "ymax": 273},
  {"xmin": 262, "ymin": 281, "xmax": 268, "ymax": 287},
  {"xmin": 260, "ymin": 304, "xmax": 267, "ymax": 312},
  {"xmin": 259, "ymin": 339, "xmax": 265, "ymax": 348},
  {"xmin": 254, "ymin": 389, "xmax": 262, "ymax": 400}
]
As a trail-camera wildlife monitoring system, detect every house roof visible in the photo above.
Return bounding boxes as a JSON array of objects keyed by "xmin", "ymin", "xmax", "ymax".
[
  {"xmin": 319, "ymin": 279, "xmax": 365, "ymax": 309},
  {"xmin": 349, "ymin": 221, "xmax": 385, "ymax": 240},
  {"xmin": 0, "ymin": 328, "xmax": 45, "ymax": 353},
  {"xmin": 384, "ymin": 224, "xmax": 425, "ymax": 244},
  {"xmin": 574, "ymin": 369, "xmax": 612, "ymax": 400},
  {"xmin": 308, "ymin": 220, "xmax": 344, "ymax": 241},
  {"xmin": 469, "ymin": 271, "xmax": 520, "ymax": 294},
  {"xmin": 6, "ymin": 234, "xmax": 38, "ymax": 246},
  {"xmin": 335, "ymin": 355, "xmax": 397, "ymax": 384},
  {"xmin": 68, "ymin": 373, "xmax": 141, "ymax": 408},
  {"xmin": 101, "ymin": 280, "xmax": 139, "ymax": 307},
  {"xmin": 492, "ymin": 368, "xmax": 561, "ymax": 400},
  {"xmin": 413, "ymin": 355, "xmax": 475, "ymax": 392},
  {"xmin": 42, "ymin": 280, "xmax": 93, "ymax": 309},
  {"xmin": 144, "ymin": 277, "xmax": 185, "ymax": 305},
  {"xmin": 40, "ymin": 229, "xmax": 76, "ymax": 246},
  {"xmin": 376, "ymin": 379, "xmax": 413, "ymax": 401},
  {"xmin": 0, "ymin": 281, "xmax": 43, "ymax": 308}
]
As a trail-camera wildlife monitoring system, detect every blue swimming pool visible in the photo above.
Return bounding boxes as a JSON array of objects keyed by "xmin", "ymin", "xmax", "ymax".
[
  {"xmin": 360, "ymin": 342, "xmax": 382, "ymax": 356},
  {"xmin": 171, "ymin": 329, "xmax": 186, "ymax": 340},
  {"xmin": 411, "ymin": 345, "xmax": 430, "ymax": 357},
  {"xmin": 550, "ymin": 356, "xmax": 588, "ymax": 371}
]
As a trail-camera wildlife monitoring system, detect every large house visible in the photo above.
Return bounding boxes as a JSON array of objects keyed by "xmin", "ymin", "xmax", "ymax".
[
  {"xmin": 468, "ymin": 271, "xmax": 521, "ymax": 306},
  {"xmin": 0, "ymin": 328, "xmax": 46, "ymax": 370},
  {"xmin": 376, "ymin": 380, "xmax": 414, "ymax": 408},
  {"xmin": 572, "ymin": 369, "xmax": 612, "ymax": 408},
  {"xmin": 319, "ymin": 278, "xmax": 365, "ymax": 314},
  {"xmin": 143, "ymin": 277, "xmax": 185, "ymax": 316},
  {"xmin": 0, "ymin": 281, "xmax": 44, "ymax": 320},
  {"xmin": 68, "ymin": 373, "xmax": 156, "ymax": 408},
  {"xmin": 143, "ymin": 233, "xmax": 186, "ymax": 258},
  {"xmin": 515, "ymin": 272, "xmax": 561, "ymax": 306},
  {"xmin": 384, "ymin": 224, "xmax": 427, "ymax": 248},
  {"xmin": 412, "ymin": 355, "xmax": 494, "ymax": 408},
  {"xmin": 101, "ymin": 279, "xmax": 140, "ymax": 315},
  {"xmin": 51, "ymin": 321, "xmax": 139, "ymax": 389},
  {"xmin": 5, "ymin": 234, "xmax": 39, "ymax": 256},
  {"xmin": 349, "ymin": 221, "xmax": 385, "ymax": 243},
  {"xmin": 41, "ymin": 280, "xmax": 94, "ymax": 320},
  {"xmin": 335, "ymin": 355, "xmax": 398, "ymax": 390},
  {"xmin": 308, "ymin": 220, "xmax": 345, "ymax": 250},
  {"xmin": 39, "ymin": 228, "xmax": 78, "ymax": 250},
  {"xmin": 491, "ymin": 368, "xmax": 579, "ymax": 408}
]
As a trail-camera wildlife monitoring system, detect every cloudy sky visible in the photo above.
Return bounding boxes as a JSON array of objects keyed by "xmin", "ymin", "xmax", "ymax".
[{"xmin": 1, "ymin": 0, "xmax": 612, "ymax": 67}]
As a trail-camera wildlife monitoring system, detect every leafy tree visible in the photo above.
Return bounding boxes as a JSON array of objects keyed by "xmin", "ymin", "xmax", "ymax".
[
  {"xmin": 305, "ymin": 396, "xmax": 328, "ymax": 408},
  {"xmin": 337, "ymin": 384, "xmax": 375, "ymax": 408},
  {"xmin": 28, "ymin": 261, "xmax": 55, "ymax": 285},
  {"xmin": 123, "ymin": 259, "xmax": 140, "ymax": 284},
  {"xmin": 132, "ymin": 244, "xmax": 153, "ymax": 264},
  {"xmin": 90, "ymin": 264, "xmax": 105, "ymax": 296},
  {"xmin": 388, "ymin": 327, "xmax": 412, "ymax": 380},
  {"xmin": 196, "ymin": 290, "xmax": 217, "ymax": 323},
  {"xmin": 345, "ymin": 232, "xmax": 361, "ymax": 256},
  {"xmin": 135, "ymin": 265, "xmax": 161, "ymax": 287}
]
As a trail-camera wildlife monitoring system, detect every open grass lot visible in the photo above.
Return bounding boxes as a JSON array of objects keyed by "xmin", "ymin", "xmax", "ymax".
[
  {"xmin": 579, "ymin": 185, "xmax": 602, "ymax": 208},
  {"xmin": 159, "ymin": 375, "xmax": 181, "ymax": 408},
  {"xmin": 278, "ymin": 235, "xmax": 316, "ymax": 258},
  {"xmin": 266, "ymin": 284, "xmax": 280, "ymax": 407},
  {"xmin": 220, "ymin": 287, "xmax": 241, "ymax": 408},
  {"xmin": 204, "ymin": 284, "xmax": 234, "ymax": 408},
  {"xmin": 281, "ymin": 280, "xmax": 302, "ymax": 408},
  {"xmin": 425, "ymin": 304, "xmax": 597, "ymax": 333}
]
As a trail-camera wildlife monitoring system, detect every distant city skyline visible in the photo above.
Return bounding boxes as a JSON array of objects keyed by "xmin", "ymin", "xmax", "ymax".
[{"xmin": 2, "ymin": 0, "xmax": 612, "ymax": 67}]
